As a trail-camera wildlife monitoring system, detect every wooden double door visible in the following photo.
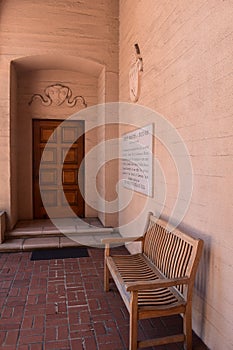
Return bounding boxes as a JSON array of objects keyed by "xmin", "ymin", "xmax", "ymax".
[{"xmin": 33, "ymin": 119, "xmax": 85, "ymax": 219}]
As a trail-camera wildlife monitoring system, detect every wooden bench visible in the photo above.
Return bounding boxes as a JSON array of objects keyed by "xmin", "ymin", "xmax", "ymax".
[{"xmin": 103, "ymin": 214, "xmax": 204, "ymax": 350}]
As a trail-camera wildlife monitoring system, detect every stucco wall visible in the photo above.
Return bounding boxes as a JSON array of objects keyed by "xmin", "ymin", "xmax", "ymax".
[
  {"xmin": 119, "ymin": 1, "xmax": 233, "ymax": 349},
  {"xmin": 0, "ymin": 0, "xmax": 119, "ymax": 228},
  {"xmin": 9, "ymin": 64, "xmax": 18, "ymax": 227}
]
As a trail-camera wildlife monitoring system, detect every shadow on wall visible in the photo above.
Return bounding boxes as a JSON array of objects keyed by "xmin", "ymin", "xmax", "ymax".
[
  {"xmin": 195, "ymin": 239, "xmax": 211, "ymax": 340},
  {"xmin": 178, "ymin": 220, "xmax": 211, "ymax": 339}
]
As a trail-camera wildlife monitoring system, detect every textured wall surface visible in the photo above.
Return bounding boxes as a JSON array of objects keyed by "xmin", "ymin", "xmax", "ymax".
[
  {"xmin": 119, "ymin": 1, "xmax": 233, "ymax": 349},
  {"xmin": 0, "ymin": 0, "xmax": 119, "ymax": 227}
]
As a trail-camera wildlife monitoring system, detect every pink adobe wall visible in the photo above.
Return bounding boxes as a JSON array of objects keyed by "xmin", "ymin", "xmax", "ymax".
[
  {"xmin": 119, "ymin": 1, "xmax": 233, "ymax": 349},
  {"xmin": 0, "ymin": 0, "xmax": 119, "ymax": 228}
]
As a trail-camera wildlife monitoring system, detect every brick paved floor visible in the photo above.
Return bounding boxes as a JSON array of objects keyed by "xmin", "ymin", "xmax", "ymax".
[{"xmin": 0, "ymin": 247, "xmax": 208, "ymax": 350}]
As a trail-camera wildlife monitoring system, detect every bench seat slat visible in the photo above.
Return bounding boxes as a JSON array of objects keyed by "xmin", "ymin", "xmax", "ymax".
[{"xmin": 107, "ymin": 253, "xmax": 185, "ymax": 311}]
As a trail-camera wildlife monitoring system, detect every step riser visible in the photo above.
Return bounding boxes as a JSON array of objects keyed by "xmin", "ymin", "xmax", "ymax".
[{"xmin": 5, "ymin": 233, "xmax": 63, "ymax": 239}]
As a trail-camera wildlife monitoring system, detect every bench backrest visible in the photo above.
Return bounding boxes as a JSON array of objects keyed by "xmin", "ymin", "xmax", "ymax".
[{"xmin": 143, "ymin": 215, "xmax": 203, "ymax": 298}]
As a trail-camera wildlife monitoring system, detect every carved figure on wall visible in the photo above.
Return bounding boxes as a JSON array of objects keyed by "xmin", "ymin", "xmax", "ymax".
[
  {"xmin": 29, "ymin": 84, "xmax": 87, "ymax": 108},
  {"xmin": 129, "ymin": 43, "xmax": 143, "ymax": 102}
]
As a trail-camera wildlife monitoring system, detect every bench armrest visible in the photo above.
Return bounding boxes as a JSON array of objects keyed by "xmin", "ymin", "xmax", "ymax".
[
  {"xmin": 125, "ymin": 276, "xmax": 189, "ymax": 292},
  {"xmin": 102, "ymin": 236, "xmax": 144, "ymax": 244}
]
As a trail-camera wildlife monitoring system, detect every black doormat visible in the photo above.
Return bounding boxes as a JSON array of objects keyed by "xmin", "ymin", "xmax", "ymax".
[{"xmin": 30, "ymin": 247, "xmax": 89, "ymax": 261}]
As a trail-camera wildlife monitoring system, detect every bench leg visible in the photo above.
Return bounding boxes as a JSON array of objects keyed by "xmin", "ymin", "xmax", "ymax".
[
  {"xmin": 104, "ymin": 262, "xmax": 110, "ymax": 292},
  {"xmin": 183, "ymin": 306, "xmax": 192, "ymax": 350},
  {"xmin": 129, "ymin": 292, "xmax": 138, "ymax": 350}
]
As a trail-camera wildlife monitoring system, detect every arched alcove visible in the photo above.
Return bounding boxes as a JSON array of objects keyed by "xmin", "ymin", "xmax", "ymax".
[
  {"xmin": 10, "ymin": 54, "xmax": 106, "ymax": 226},
  {"xmin": 13, "ymin": 54, "xmax": 104, "ymax": 76}
]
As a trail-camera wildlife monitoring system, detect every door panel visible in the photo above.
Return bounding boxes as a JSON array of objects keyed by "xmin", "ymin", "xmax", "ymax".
[{"xmin": 33, "ymin": 119, "xmax": 84, "ymax": 219}]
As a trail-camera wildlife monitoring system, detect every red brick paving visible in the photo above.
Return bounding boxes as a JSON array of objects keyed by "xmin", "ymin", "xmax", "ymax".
[{"xmin": 0, "ymin": 247, "xmax": 208, "ymax": 350}]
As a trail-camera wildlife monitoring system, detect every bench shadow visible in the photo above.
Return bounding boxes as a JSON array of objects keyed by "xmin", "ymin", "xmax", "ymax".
[{"xmin": 177, "ymin": 220, "xmax": 211, "ymax": 340}]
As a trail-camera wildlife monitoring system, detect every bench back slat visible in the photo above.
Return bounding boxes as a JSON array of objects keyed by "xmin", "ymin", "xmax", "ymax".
[{"xmin": 143, "ymin": 216, "xmax": 203, "ymax": 296}]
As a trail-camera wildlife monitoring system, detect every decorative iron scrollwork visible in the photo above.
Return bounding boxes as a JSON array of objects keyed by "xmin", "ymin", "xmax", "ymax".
[{"xmin": 29, "ymin": 84, "xmax": 87, "ymax": 108}]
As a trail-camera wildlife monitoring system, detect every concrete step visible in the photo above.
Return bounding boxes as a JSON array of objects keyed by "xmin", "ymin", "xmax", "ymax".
[
  {"xmin": 0, "ymin": 236, "xmax": 76, "ymax": 252},
  {"xmin": 0, "ymin": 218, "xmax": 120, "ymax": 252},
  {"xmin": 0, "ymin": 231, "xmax": 121, "ymax": 253},
  {"xmin": 5, "ymin": 226, "xmax": 114, "ymax": 240},
  {"xmin": 5, "ymin": 230, "xmax": 62, "ymax": 240}
]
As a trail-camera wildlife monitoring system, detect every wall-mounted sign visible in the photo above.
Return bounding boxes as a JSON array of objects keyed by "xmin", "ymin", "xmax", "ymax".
[{"xmin": 122, "ymin": 124, "xmax": 153, "ymax": 197}]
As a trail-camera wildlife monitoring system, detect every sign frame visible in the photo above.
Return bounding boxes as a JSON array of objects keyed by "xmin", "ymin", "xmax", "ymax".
[{"xmin": 121, "ymin": 123, "xmax": 154, "ymax": 197}]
